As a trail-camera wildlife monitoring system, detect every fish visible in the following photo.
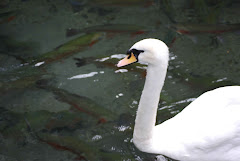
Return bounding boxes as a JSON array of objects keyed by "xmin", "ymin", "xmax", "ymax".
[
  {"xmin": 38, "ymin": 132, "xmax": 135, "ymax": 161},
  {"xmin": 36, "ymin": 81, "xmax": 116, "ymax": 123},
  {"xmin": 89, "ymin": 0, "xmax": 153, "ymax": 7},
  {"xmin": 30, "ymin": 32, "xmax": 103, "ymax": 65},
  {"xmin": 68, "ymin": 0, "xmax": 85, "ymax": 6},
  {"xmin": 69, "ymin": 0, "xmax": 153, "ymax": 7},
  {"xmin": 172, "ymin": 23, "xmax": 240, "ymax": 35},
  {"xmin": 66, "ymin": 24, "xmax": 149, "ymax": 37},
  {"xmin": 0, "ymin": 33, "xmax": 103, "ymax": 96},
  {"xmin": 0, "ymin": 10, "xmax": 17, "ymax": 24}
]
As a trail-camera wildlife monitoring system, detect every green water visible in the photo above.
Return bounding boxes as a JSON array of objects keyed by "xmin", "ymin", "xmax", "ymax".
[{"xmin": 0, "ymin": 0, "xmax": 239, "ymax": 160}]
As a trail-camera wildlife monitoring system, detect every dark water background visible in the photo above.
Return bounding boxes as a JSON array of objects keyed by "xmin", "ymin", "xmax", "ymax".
[{"xmin": 0, "ymin": 0, "xmax": 239, "ymax": 160}]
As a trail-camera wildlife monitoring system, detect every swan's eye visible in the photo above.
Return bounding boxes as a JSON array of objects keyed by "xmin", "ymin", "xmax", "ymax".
[{"xmin": 127, "ymin": 49, "xmax": 144, "ymax": 60}]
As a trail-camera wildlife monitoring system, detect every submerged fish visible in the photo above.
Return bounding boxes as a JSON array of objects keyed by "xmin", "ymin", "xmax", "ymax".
[
  {"xmin": 68, "ymin": 0, "xmax": 152, "ymax": 7},
  {"xmin": 36, "ymin": 81, "xmax": 116, "ymax": 123},
  {"xmin": 90, "ymin": 0, "xmax": 153, "ymax": 7},
  {"xmin": 38, "ymin": 132, "xmax": 135, "ymax": 161},
  {"xmin": 66, "ymin": 24, "xmax": 149, "ymax": 37},
  {"xmin": 172, "ymin": 23, "xmax": 240, "ymax": 34},
  {"xmin": 0, "ymin": 10, "xmax": 17, "ymax": 24},
  {"xmin": 31, "ymin": 32, "xmax": 103, "ymax": 65}
]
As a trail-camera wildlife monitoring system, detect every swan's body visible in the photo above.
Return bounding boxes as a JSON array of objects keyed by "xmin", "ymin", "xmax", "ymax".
[{"xmin": 117, "ymin": 39, "xmax": 240, "ymax": 161}]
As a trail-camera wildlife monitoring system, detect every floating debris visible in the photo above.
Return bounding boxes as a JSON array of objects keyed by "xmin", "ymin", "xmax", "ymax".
[
  {"xmin": 68, "ymin": 72, "xmax": 99, "ymax": 80},
  {"xmin": 34, "ymin": 61, "xmax": 45, "ymax": 67},
  {"xmin": 115, "ymin": 69, "xmax": 128, "ymax": 73}
]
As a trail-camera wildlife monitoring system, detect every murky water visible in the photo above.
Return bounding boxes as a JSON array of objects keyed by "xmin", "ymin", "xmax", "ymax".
[{"xmin": 0, "ymin": 0, "xmax": 239, "ymax": 161}]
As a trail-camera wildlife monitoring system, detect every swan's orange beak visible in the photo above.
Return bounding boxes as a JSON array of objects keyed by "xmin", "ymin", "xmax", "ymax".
[{"xmin": 117, "ymin": 53, "xmax": 138, "ymax": 67}]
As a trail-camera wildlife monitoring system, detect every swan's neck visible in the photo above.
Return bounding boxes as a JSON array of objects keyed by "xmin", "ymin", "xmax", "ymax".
[{"xmin": 133, "ymin": 63, "xmax": 167, "ymax": 143}]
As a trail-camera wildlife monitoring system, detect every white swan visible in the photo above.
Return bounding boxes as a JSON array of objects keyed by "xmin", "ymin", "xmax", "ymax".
[{"xmin": 117, "ymin": 38, "xmax": 240, "ymax": 161}]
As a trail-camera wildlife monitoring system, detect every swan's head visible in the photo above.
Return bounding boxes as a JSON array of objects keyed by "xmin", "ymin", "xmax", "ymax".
[{"xmin": 117, "ymin": 38, "xmax": 169, "ymax": 67}]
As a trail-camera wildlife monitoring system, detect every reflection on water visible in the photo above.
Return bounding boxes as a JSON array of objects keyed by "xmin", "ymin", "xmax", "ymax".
[{"xmin": 0, "ymin": 0, "xmax": 239, "ymax": 160}]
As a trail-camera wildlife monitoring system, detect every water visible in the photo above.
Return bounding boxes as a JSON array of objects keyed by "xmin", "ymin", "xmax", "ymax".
[{"xmin": 0, "ymin": 0, "xmax": 239, "ymax": 160}]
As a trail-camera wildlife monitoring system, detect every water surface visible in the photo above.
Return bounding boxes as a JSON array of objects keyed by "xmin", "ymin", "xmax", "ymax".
[{"xmin": 0, "ymin": 0, "xmax": 239, "ymax": 160}]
